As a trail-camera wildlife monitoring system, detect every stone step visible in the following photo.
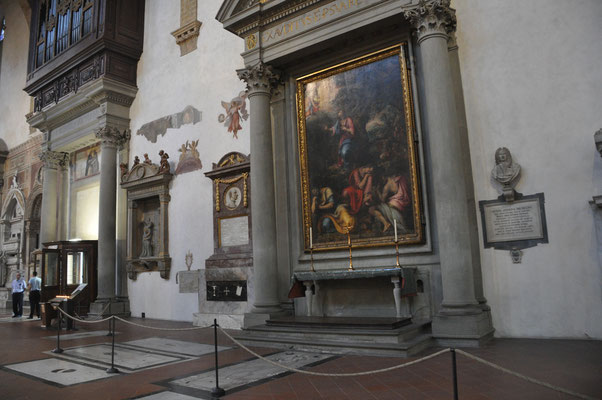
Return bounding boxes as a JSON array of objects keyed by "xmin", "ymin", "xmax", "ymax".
[
  {"xmin": 266, "ymin": 315, "xmax": 412, "ymax": 330},
  {"xmin": 245, "ymin": 320, "xmax": 430, "ymax": 345},
  {"xmin": 233, "ymin": 330, "xmax": 434, "ymax": 357}
]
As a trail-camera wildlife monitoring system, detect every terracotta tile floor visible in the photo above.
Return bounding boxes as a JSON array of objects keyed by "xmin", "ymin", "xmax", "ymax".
[{"xmin": 0, "ymin": 310, "xmax": 600, "ymax": 400}]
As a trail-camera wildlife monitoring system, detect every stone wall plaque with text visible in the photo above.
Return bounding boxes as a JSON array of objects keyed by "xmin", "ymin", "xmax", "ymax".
[{"xmin": 479, "ymin": 193, "xmax": 548, "ymax": 250}]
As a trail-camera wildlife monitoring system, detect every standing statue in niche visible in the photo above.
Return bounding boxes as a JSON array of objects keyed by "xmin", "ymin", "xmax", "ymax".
[
  {"xmin": 491, "ymin": 147, "xmax": 521, "ymax": 201},
  {"xmin": 139, "ymin": 218, "xmax": 154, "ymax": 258}
]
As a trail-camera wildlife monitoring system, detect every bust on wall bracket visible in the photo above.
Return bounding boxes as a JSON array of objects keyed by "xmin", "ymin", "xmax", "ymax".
[
  {"xmin": 480, "ymin": 147, "xmax": 548, "ymax": 256},
  {"xmin": 491, "ymin": 147, "xmax": 521, "ymax": 202},
  {"xmin": 120, "ymin": 152, "xmax": 173, "ymax": 280}
]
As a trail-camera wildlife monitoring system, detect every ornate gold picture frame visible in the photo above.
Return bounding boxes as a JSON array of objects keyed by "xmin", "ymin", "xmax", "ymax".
[{"xmin": 296, "ymin": 44, "xmax": 423, "ymax": 251}]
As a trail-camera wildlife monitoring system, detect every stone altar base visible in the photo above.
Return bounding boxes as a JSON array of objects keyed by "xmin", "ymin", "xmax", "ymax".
[
  {"xmin": 235, "ymin": 316, "xmax": 433, "ymax": 357},
  {"xmin": 88, "ymin": 298, "xmax": 130, "ymax": 317},
  {"xmin": 432, "ymin": 310, "xmax": 495, "ymax": 347}
]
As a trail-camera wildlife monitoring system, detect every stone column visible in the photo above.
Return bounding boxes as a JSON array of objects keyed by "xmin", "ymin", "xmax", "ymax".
[
  {"xmin": 94, "ymin": 126, "xmax": 130, "ymax": 301},
  {"xmin": 39, "ymin": 151, "xmax": 68, "ymax": 244},
  {"xmin": 405, "ymin": 0, "xmax": 492, "ymax": 343},
  {"xmin": 237, "ymin": 63, "xmax": 282, "ymax": 322}
]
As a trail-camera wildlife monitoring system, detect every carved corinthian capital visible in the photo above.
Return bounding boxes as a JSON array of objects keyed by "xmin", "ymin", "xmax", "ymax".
[
  {"xmin": 237, "ymin": 63, "xmax": 281, "ymax": 97},
  {"xmin": 404, "ymin": 0, "xmax": 457, "ymax": 44},
  {"xmin": 95, "ymin": 126, "xmax": 131, "ymax": 149},
  {"xmin": 39, "ymin": 150, "xmax": 69, "ymax": 169}
]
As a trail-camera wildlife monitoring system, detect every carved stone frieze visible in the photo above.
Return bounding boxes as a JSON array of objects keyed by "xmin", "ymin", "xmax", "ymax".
[
  {"xmin": 237, "ymin": 63, "xmax": 281, "ymax": 96},
  {"xmin": 404, "ymin": 0, "xmax": 457, "ymax": 44},
  {"xmin": 39, "ymin": 150, "xmax": 69, "ymax": 169},
  {"xmin": 95, "ymin": 126, "xmax": 131, "ymax": 149}
]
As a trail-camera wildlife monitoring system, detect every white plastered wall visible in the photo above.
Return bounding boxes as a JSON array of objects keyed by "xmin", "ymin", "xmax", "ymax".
[
  {"xmin": 127, "ymin": 1, "xmax": 248, "ymax": 322},
  {"xmin": 0, "ymin": 0, "xmax": 31, "ymax": 149},
  {"xmin": 454, "ymin": 0, "xmax": 602, "ymax": 338}
]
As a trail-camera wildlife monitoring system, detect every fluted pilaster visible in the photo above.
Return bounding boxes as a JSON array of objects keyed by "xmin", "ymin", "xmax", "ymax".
[{"xmin": 39, "ymin": 150, "xmax": 68, "ymax": 244}]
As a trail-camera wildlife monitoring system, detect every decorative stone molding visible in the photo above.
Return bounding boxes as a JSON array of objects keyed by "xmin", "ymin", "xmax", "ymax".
[
  {"xmin": 172, "ymin": 20, "xmax": 202, "ymax": 56},
  {"xmin": 594, "ymin": 128, "xmax": 602, "ymax": 157},
  {"xmin": 89, "ymin": 90, "xmax": 136, "ymax": 107},
  {"xmin": 237, "ymin": 63, "xmax": 281, "ymax": 97},
  {"xmin": 95, "ymin": 126, "xmax": 131, "ymax": 149},
  {"xmin": 171, "ymin": 0, "xmax": 202, "ymax": 56},
  {"xmin": 39, "ymin": 150, "xmax": 69, "ymax": 169},
  {"xmin": 404, "ymin": 0, "xmax": 457, "ymax": 44}
]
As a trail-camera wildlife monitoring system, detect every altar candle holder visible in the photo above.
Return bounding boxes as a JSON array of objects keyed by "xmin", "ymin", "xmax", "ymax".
[
  {"xmin": 309, "ymin": 228, "xmax": 315, "ymax": 272},
  {"xmin": 346, "ymin": 226, "xmax": 354, "ymax": 271}
]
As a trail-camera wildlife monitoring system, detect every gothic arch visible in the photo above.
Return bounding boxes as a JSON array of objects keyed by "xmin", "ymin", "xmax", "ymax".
[
  {"xmin": 25, "ymin": 185, "xmax": 42, "ymax": 220},
  {"xmin": 1, "ymin": 186, "xmax": 25, "ymax": 221}
]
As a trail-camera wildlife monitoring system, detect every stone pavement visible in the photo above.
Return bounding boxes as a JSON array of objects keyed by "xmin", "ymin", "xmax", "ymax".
[{"xmin": 0, "ymin": 310, "xmax": 600, "ymax": 400}]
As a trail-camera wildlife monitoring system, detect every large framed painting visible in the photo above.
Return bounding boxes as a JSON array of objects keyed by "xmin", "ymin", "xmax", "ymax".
[{"xmin": 297, "ymin": 44, "xmax": 423, "ymax": 251}]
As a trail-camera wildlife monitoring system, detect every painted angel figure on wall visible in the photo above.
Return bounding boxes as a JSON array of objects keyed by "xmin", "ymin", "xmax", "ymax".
[{"xmin": 218, "ymin": 91, "xmax": 248, "ymax": 139}]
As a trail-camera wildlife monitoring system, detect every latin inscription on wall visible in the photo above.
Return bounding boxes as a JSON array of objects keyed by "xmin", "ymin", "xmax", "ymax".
[
  {"xmin": 483, "ymin": 199, "xmax": 543, "ymax": 242},
  {"xmin": 479, "ymin": 193, "xmax": 548, "ymax": 250}
]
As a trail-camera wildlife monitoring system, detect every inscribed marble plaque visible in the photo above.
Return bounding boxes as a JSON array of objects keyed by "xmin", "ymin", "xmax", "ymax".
[
  {"xmin": 219, "ymin": 216, "xmax": 249, "ymax": 247},
  {"xmin": 483, "ymin": 198, "xmax": 543, "ymax": 243}
]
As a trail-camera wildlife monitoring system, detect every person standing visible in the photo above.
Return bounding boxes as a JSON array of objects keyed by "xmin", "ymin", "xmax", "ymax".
[
  {"xmin": 28, "ymin": 271, "xmax": 42, "ymax": 319},
  {"xmin": 11, "ymin": 272, "xmax": 26, "ymax": 317}
]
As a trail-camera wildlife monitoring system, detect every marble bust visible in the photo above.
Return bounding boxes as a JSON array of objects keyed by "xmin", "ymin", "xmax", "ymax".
[{"xmin": 491, "ymin": 147, "xmax": 520, "ymax": 186}]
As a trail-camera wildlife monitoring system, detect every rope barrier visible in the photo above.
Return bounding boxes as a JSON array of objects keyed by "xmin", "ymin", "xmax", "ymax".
[
  {"xmin": 113, "ymin": 316, "xmax": 212, "ymax": 331},
  {"xmin": 218, "ymin": 326, "xmax": 449, "ymax": 377},
  {"xmin": 43, "ymin": 312, "xmax": 599, "ymax": 399},
  {"xmin": 455, "ymin": 349, "xmax": 597, "ymax": 400},
  {"xmin": 56, "ymin": 306, "xmax": 113, "ymax": 324}
]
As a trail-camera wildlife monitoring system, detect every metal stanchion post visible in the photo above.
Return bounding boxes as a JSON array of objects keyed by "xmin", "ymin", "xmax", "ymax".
[
  {"xmin": 106, "ymin": 317, "xmax": 119, "ymax": 374},
  {"xmin": 451, "ymin": 348, "xmax": 459, "ymax": 400},
  {"xmin": 106, "ymin": 298, "xmax": 113, "ymax": 336},
  {"xmin": 52, "ymin": 308, "xmax": 63, "ymax": 354},
  {"xmin": 211, "ymin": 319, "xmax": 225, "ymax": 397}
]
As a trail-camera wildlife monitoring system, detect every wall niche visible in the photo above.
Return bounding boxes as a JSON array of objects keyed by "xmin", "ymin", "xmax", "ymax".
[{"xmin": 120, "ymin": 153, "xmax": 172, "ymax": 280}]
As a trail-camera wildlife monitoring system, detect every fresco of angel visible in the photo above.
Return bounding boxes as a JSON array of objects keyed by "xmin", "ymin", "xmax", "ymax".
[{"xmin": 218, "ymin": 91, "xmax": 249, "ymax": 139}]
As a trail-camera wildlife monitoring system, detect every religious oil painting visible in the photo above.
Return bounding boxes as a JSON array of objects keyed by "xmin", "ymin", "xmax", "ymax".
[
  {"xmin": 71, "ymin": 143, "xmax": 101, "ymax": 181},
  {"xmin": 297, "ymin": 44, "xmax": 423, "ymax": 251}
]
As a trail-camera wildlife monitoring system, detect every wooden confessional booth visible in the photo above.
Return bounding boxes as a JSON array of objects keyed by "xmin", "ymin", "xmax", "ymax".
[{"xmin": 40, "ymin": 240, "xmax": 98, "ymax": 328}]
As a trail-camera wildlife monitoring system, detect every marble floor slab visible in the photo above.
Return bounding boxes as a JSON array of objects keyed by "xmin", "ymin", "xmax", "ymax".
[
  {"xmin": 0, "ymin": 316, "xmax": 41, "ymax": 323},
  {"xmin": 47, "ymin": 343, "xmax": 193, "ymax": 372},
  {"xmin": 135, "ymin": 392, "xmax": 201, "ymax": 400},
  {"xmin": 4, "ymin": 358, "xmax": 111, "ymax": 386},
  {"xmin": 167, "ymin": 351, "xmax": 331, "ymax": 395},
  {"xmin": 123, "ymin": 337, "xmax": 230, "ymax": 356},
  {"xmin": 43, "ymin": 330, "xmax": 115, "ymax": 340}
]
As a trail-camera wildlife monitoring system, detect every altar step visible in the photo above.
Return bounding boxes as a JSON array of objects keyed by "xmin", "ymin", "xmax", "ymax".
[{"xmin": 234, "ymin": 318, "xmax": 433, "ymax": 357}]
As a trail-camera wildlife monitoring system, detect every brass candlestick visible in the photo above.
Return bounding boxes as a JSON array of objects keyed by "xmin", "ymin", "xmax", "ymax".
[
  {"xmin": 395, "ymin": 240, "xmax": 401, "ymax": 268},
  {"xmin": 310, "ymin": 246, "xmax": 315, "ymax": 272},
  {"xmin": 347, "ymin": 227, "xmax": 354, "ymax": 271}
]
